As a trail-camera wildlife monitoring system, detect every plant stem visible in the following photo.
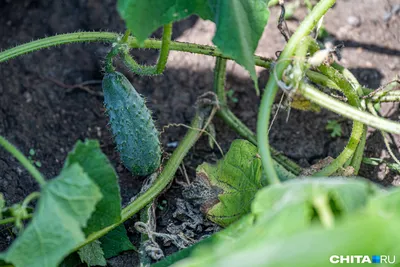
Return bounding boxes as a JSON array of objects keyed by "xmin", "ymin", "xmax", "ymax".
[
  {"xmin": 377, "ymin": 95, "xmax": 400, "ymax": 102},
  {"xmin": 313, "ymin": 194, "xmax": 334, "ymax": 229},
  {"xmin": 0, "ymin": 32, "xmax": 273, "ymax": 69},
  {"xmin": 156, "ymin": 23, "xmax": 173, "ymax": 74},
  {"xmin": 369, "ymin": 91, "xmax": 400, "ymax": 102},
  {"xmin": 257, "ymin": 0, "xmax": 336, "ymax": 184},
  {"xmin": 0, "ymin": 32, "xmax": 118, "ymax": 63},
  {"xmin": 121, "ymin": 30, "xmax": 131, "ymax": 43},
  {"xmin": 214, "ymin": 57, "xmax": 228, "ymax": 106},
  {"xmin": 126, "ymin": 37, "xmax": 273, "ymax": 69},
  {"xmin": 332, "ymin": 63, "xmax": 364, "ymax": 97},
  {"xmin": 105, "ymin": 46, "xmax": 119, "ymax": 73},
  {"xmin": 118, "ymin": 23, "xmax": 173, "ymax": 76},
  {"xmin": 306, "ymin": 63, "xmax": 367, "ymax": 174},
  {"xmin": 0, "ymin": 136, "xmax": 46, "ymax": 186},
  {"xmin": 306, "ymin": 70, "xmax": 341, "ymax": 91},
  {"xmin": 339, "ymin": 67, "xmax": 367, "ymax": 173},
  {"xmin": 21, "ymin": 192, "xmax": 40, "ymax": 208},
  {"xmin": 75, "ymin": 103, "xmax": 210, "ymax": 251},
  {"xmin": 299, "ymin": 82, "xmax": 400, "ymax": 134},
  {"xmin": 312, "ymin": 65, "xmax": 363, "ymax": 176},
  {"xmin": 120, "ymin": 49, "xmax": 157, "ymax": 75},
  {"xmin": 350, "ymin": 126, "xmax": 367, "ymax": 174},
  {"xmin": 0, "ymin": 214, "xmax": 33, "ymax": 226}
]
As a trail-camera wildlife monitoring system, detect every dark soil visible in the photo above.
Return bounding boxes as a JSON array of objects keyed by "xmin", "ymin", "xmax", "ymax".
[{"xmin": 0, "ymin": 0, "xmax": 399, "ymax": 265}]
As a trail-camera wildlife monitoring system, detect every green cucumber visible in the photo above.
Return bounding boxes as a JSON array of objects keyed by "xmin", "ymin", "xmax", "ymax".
[{"xmin": 102, "ymin": 71, "xmax": 161, "ymax": 176}]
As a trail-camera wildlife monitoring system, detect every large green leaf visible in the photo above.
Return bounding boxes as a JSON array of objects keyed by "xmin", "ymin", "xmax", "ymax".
[
  {"xmin": 174, "ymin": 215, "xmax": 400, "ymax": 267},
  {"xmin": 65, "ymin": 140, "xmax": 135, "ymax": 261},
  {"xmin": 239, "ymin": 178, "xmax": 378, "ymax": 244},
  {"xmin": 252, "ymin": 178, "xmax": 379, "ymax": 217},
  {"xmin": 117, "ymin": 0, "xmax": 270, "ymax": 90},
  {"xmin": 0, "ymin": 164, "xmax": 102, "ymax": 267},
  {"xmin": 64, "ymin": 140, "xmax": 122, "ymax": 235},
  {"xmin": 211, "ymin": 0, "xmax": 270, "ymax": 90},
  {"xmin": 171, "ymin": 179, "xmax": 398, "ymax": 267},
  {"xmin": 366, "ymin": 186, "xmax": 400, "ymax": 219},
  {"xmin": 117, "ymin": 0, "xmax": 213, "ymax": 42},
  {"xmin": 197, "ymin": 139, "xmax": 263, "ymax": 227}
]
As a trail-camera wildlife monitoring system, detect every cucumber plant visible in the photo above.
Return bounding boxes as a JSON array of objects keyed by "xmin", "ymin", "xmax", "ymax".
[{"xmin": 1, "ymin": 0, "xmax": 400, "ymax": 266}]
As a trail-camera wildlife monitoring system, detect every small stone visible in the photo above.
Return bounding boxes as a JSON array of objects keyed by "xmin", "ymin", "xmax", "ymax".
[
  {"xmin": 347, "ymin": 16, "xmax": 361, "ymax": 27},
  {"xmin": 23, "ymin": 92, "xmax": 32, "ymax": 103}
]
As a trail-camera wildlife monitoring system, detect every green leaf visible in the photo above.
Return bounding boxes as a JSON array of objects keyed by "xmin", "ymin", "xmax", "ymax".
[
  {"xmin": 171, "ymin": 178, "xmax": 382, "ymax": 267},
  {"xmin": 325, "ymin": 120, "xmax": 342, "ymax": 138},
  {"xmin": 211, "ymin": 0, "xmax": 270, "ymax": 92},
  {"xmin": 197, "ymin": 139, "xmax": 263, "ymax": 227},
  {"xmin": 78, "ymin": 240, "xmax": 107, "ymax": 267},
  {"xmin": 175, "ymin": 215, "xmax": 400, "ymax": 267},
  {"xmin": 117, "ymin": 0, "xmax": 270, "ymax": 91},
  {"xmin": 172, "ymin": 179, "xmax": 395, "ymax": 267},
  {"xmin": 64, "ymin": 140, "xmax": 122, "ymax": 235},
  {"xmin": 366, "ymin": 187, "xmax": 400, "ymax": 219},
  {"xmin": 241, "ymin": 178, "xmax": 378, "ymax": 243},
  {"xmin": 253, "ymin": 178, "xmax": 378, "ymax": 219},
  {"xmin": 0, "ymin": 164, "xmax": 102, "ymax": 267},
  {"xmin": 117, "ymin": 0, "xmax": 213, "ymax": 42},
  {"xmin": 99, "ymin": 225, "xmax": 136, "ymax": 259}
]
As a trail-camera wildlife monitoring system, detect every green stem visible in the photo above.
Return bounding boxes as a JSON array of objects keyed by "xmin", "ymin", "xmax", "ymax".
[
  {"xmin": 350, "ymin": 126, "xmax": 367, "ymax": 174},
  {"xmin": 375, "ymin": 95, "xmax": 400, "ymax": 102},
  {"xmin": 0, "ymin": 214, "xmax": 33, "ymax": 226},
  {"xmin": 120, "ymin": 49, "xmax": 157, "ymax": 75},
  {"xmin": 21, "ymin": 192, "xmax": 40, "ymax": 208},
  {"xmin": 0, "ymin": 32, "xmax": 273, "ymax": 69},
  {"xmin": 214, "ymin": 57, "xmax": 228, "ymax": 106},
  {"xmin": 339, "ymin": 67, "xmax": 367, "ymax": 173},
  {"xmin": 293, "ymin": 37, "xmax": 366, "ymax": 175},
  {"xmin": 299, "ymin": 82, "xmax": 400, "ymax": 134},
  {"xmin": 313, "ymin": 194, "xmax": 334, "ymax": 229},
  {"xmin": 0, "ymin": 136, "xmax": 46, "ymax": 186},
  {"xmin": 306, "ymin": 70, "xmax": 341, "ymax": 91},
  {"xmin": 121, "ymin": 30, "xmax": 131, "ymax": 43},
  {"xmin": 126, "ymin": 37, "xmax": 273, "ymax": 69},
  {"xmin": 312, "ymin": 65, "xmax": 363, "ymax": 176},
  {"xmin": 213, "ymin": 57, "xmax": 302, "ymax": 175},
  {"xmin": 75, "ymin": 104, "xmax": 210, "ymax": 251},
  {"xmin": 105, "ymin": 46, "xmax": 119, "ymax": 73},
  {"xmin": 0, "ymin": 32, "xmax": 118, "ymax": 62},
  {"xmin": 156, "ymin": 23, "xmax": 173, "ymax": 74},
  {"xmin": 307, "ymin": 65, "xmax": 367, "ymax": 174},
  {"xmin": 369, "ymin": 91, "xmax": 400, "ymax": 102},
  {"xmin": 257, "ymin": 0, "xmax": 336, "ymax": 184},
  {"xmin": 119, "ymin": 23, "xmax": 173, "ymax": 76},
  {"xmin": 332, "ymin": 63, "xmax": 364, "ymax": 97}
]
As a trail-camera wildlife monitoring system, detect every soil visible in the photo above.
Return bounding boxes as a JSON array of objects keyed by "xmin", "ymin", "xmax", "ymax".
[{"xmin": 0, "ymin": 0, "xmax": 399, "ymax": 266}]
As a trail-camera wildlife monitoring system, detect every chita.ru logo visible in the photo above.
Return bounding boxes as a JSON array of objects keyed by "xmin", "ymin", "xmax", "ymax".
[{"xmin": 330, "ymin": 255, "xmax": 396, "ymax": 264}]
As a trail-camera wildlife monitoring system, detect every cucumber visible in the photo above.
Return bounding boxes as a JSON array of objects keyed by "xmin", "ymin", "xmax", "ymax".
[{"xmin": 102, "ymin": 71, "xmax": 161, "ymax": 176}]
